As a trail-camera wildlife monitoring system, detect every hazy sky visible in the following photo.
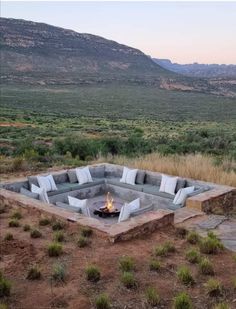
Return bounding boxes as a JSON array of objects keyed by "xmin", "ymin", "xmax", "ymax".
[{"xmin": 2, "ymin": 1, "xmax": 236, "ymax": 64}]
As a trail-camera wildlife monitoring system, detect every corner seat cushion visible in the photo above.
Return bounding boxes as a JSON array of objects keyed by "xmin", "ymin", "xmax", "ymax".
[
  {"xmin": 47, "ymin": 183, "xmax": 71, "ymax": 196},
  {"xmin": 167, "ymin": 201, "xmax": 184, "ymax": 211},
  {"xmin": 55, "ymin": 201, "xmax": 81, "ymax": 212},
  {"xmin": 106, "ymin": 177, "xmax": 143, "ymax": 192},
  {"xmin": 142, "ymin": 184, "xmax": 174, "ymax": 200}
]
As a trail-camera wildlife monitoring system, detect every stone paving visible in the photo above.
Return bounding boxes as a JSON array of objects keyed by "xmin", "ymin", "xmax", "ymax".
[{"xmin": 175, "ymin": 208, "xmax": 236, "ymax": 252}]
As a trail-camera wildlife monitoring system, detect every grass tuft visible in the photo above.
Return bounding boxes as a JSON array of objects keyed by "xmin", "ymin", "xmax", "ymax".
[
  {"xmin": 81, "ymin": 227, "xmax": 93, "ymax": 237},
  {"xmin": 85, "ymin": 265, "xmax": 101, "ymax": 282},
  {"xmin": 11, "ymin": 211, "xmax": 22, "ymax": 220},
  {"xmin": 95, "ymin": 294, "xmax": 111, "ymax": 309},
  {"xmin": 0, "ymin": 275, "xmax": 11, "ymax": 297},
  {"xmin": 185, "ymin": 248, "xmax": 201, "ymax": 264},
  {"xmin": 205, "ymin": 279, "xmax": 222, "ymax": 297},
  {"xmin": 26, "ymin": 266, "xmax": 41, "ymax": 280},
  {"xmin": 199, "ymin": 236, "xmax": 223, "ymax": 254},
  {"xmin": 77, "ymin": 236, "xmax": 89, "ymax": 248},
  {"xmin": 53, "ymin": 231, "xmax": 65, "ymax": 242},
  {"xmin": 177, "ymin": 266, "xmax": 194, "ymax": 285},
  {"xmin": 145, "ymin": 287, "xmax": 160, "ymax": 306},
  {"xmin": 4, "ymin": 233, "xmax": 13, "ymax": 241},
  {"xmin": 39, "ymin": 217, "xmax": 51, "ymax": 226},
  {"xmin": 52, "ymin": 221, "xmax": 64, "ymax": 231},
  {"xmin": 47, "ymin": 242, "xmax": 63, "ymax": 257},
  {"xmin": 30, "ymin": 229, "xmax": 42, "ymax": 238},
  {"xmin": 213, "ymin": 303, "xmax": 230, "ymax": 309},
  {"xmin": 186, "ymin": 231, "xmax": 200, "ymax": 244},
  {"xmin": 119, "ymin": 256, "xmax": 135, "ymax": 272},
  {"xmin": 8, "ymin": 219, "xmax": 20, "ymax": 227},
  {"xmin": 149, "ymin": 259, "xmax": 161, "ymax": 272},
  {"xmin": 23, "ymin": 224, "xmax": 31, "ymax": 231},
  {"xmin": 173, "ymin": 292, "xmax": 193, "ymax": 309},
  {"xmin": 199, "ymin": 257, "xmax": 214, "ymax": 275},
  {"xmin": 52, "ymin": 263, "xmax": 66, "ymax": 282},
  {"xmin": 121, "ymin": 271, "xmax": 137, "ymax": 289}
]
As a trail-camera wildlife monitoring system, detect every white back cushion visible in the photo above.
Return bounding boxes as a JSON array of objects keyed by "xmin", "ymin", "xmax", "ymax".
[
  {"xmin": 159, "ymin": 174, "xmax": 178, "ymax": 195},
  {"xmin": 173, "ymin": 186, "xmax": 195, "ymax": 205},
  {"xmin": 118, "ymin": 204, "xmax": 130, "ymax": 222},
  {"xmin": 75, "ymin": 167, "xmax": 93, "ymax": 185},
  {"xmin": 68, "ymin": 196, "xmax": 90, "ymax": 217},
  {"xmin": 128, "ymin": 198, "xmax": 140, "ymax": 212},
  {"xmin": 37, "ymin": 175, "xmax": 57, "ymax": 192},
  {"xmin": 120, "ymin": 167, "xmax": 138, "ymax": 185},
  {"xmin": 31, "ymin": 184, "xmax": 49, "ymax": 203}
]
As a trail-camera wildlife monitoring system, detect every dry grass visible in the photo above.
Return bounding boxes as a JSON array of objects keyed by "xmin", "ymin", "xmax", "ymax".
[{"xmin": 95, "ymin": 153, "xmax": 236, "ymax": 187}]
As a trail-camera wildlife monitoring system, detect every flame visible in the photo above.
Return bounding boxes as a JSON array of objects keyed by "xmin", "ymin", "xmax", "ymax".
[{"xmin": 105, "ymin": 192, "xmax": 114, "ymax": 212}]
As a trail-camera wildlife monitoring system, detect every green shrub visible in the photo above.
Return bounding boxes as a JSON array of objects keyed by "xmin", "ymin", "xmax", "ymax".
[
  {"xmin": 11, "ymin": 211, "xmax": 22, "ymax": 220},
  {"xmin": 4, "ymin": 233, "xmax": 13, "ymax": 241},
  {"xmin": 199, "ymin": 257, "xmax": 214, "ymax": 275},
  {"xmin": 52, "ymin": 221, "xmax": 64, "ymax": 231},
  {"xmin": 149, "ymin": 259, "xmax": 161, "ymax": 272},
  {"xmin": 205, "ymin": 279, "xmax": 222, "ymax": 297},
  {"xmin": 39, "ymin": 217, "xmax": 51, "ymax": 226},
  {"xmin": 23, "ymin": 224, "xmax": 31, "ymax": 231},
  {"xmin": 145, "ymin": 287, "xmax": 160, "ymax": 306},
  {"xmin": 199, "ymin": 236, "xmax": 223, "ymax": 254},
  {"xmin": 177, "ymin": 266, "xmax": 194, "ymax": 285},
  {"xmin": 95, "ymin": 294, "xmax": 111, "ymax": 309},
  {"xmin": 81, "ymin": 227, "xmax": 93, "ymax": 237},
  {"xmin": 119, "ymin": 256, "xmax": 135, "ymax": 272},
  {"xmin": 186, "ymin": 231, "xmax": 200, "ymax": 244},
  {"xmin": 52, "ymin": 263, "xmax": 66, "ymax": 282},
  {"xmin": 185, "ymin": 248, "xmax": 201, "ymax": 264},
  {"xmin": 47, "ymin": 242, "xmax": 63, "ymax": 257},
  {"xmin": 213, "ymin": 303, "xmax": 230, "ymax": 309},
  {"xmin": 173, "ymin": 292, "xmax": 193, "ymax": 309},
  {"xmin": 86, "ymin": 265, "xmax": 101, "ymax": 282},
  {"xmin": 121, "ymin": 272, "xmax": 137, "ymax": 289},
  {"xmin": 53, "ymin": 231, "xmax": 65, "ymax": 242},
  {"xmin": 26, "ymin": 266, "xmax": 41, "ymax": 280},
  {"xmin": 30, "ymin": 229, "xmax": 42, "ymax": 238},
  {"xmin": 0, "ymin": 276, "xmax": 11, "ymax": 297},
  {"xmin": 77, "ymin": 236, "xmax": 89, "ymax": 248},
  {"xmin": 8, "ymin": 219, "xmax": 20, "ymax": 227}
]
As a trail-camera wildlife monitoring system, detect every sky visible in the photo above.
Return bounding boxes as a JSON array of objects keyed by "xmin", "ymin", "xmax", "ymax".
[{"xmin": 1, "ymin": 1, "xmax": 236, "ymax": 64}]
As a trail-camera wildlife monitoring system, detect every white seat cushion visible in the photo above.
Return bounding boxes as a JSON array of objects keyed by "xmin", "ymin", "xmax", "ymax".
[
  {"xmin": 159, "ymin": 174, "xmax": 178, "ymax": 195},
  {"xmin": 173, "ymin": 186, "xmax": 195, "ymax": 205},
  {"xmin": 37, "ymin": 175, "xmax": 57, "ymax": 192},
  {"xmin": 31, "ymin": 184, "xmax": 49, "ymax": 203},
  {"xmin": 68, "ymin": 196, "xmax": 90, "ymax": 217},
  {"xmin": 75, "ymin": 167, "xmax": 93, "ymax": 185},
  {"xmin": 120, "ymin": 167, "xmax": 138, "ymax": 185}
]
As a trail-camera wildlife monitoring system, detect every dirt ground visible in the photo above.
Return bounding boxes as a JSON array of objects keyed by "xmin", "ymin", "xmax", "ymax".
[{"xmin": 0, "ymin": 204, "xmax": 236, "ymax": 309}]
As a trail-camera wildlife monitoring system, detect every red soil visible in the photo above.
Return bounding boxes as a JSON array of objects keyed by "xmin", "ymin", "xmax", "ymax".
[{"xmin": 0, "ymin": 205, "xmax": 235, "ymax": 309}]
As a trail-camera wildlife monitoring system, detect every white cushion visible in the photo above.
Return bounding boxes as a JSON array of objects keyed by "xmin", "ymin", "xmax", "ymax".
[
  {"xmin": 127, "ymin": 198, "xmax": 140, "ymax": 212},
  {"xmin": 68, "ymin": 196, "xmax": 90, "ymax": 217},
  {"xmin": 31, "ymin": 184, "xmax": 49, "ymax": 204},
  {"xmin": 118, "ymin": 204, "xmax": 131, "ymax": 222},
  {"xmin": 37, "ymin": 175, "xmax": 57, "ymax": 192},
  {"xmin": 173, "ymin": 186, "xmax": 195, "ymax": 205},
  {"xmin": 75, "ymin": 167, "xmax": 93, "ymax": 185},
  {"xmin": 120, "ymin": 167, "xmax": 138, "ymax": 185},
  {"xmin": 159, "ymin": 174, "xmax": 178, "ymax": 195}
]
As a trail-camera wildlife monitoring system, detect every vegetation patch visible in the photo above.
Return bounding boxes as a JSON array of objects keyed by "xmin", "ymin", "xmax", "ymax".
[
  {"xmin": 77, "ymin": 236, "xmax": 89, "ymax": 248},
  {"xmin": 30, "ymin": 229, "xmax": 42, "ymax": 238},
  {"xmin": 52, "ymin": 263, "xmax": 66, "ymax": 282},
  {"xmin": 173, "ymin": 292, "xmax": 193, "ymax": 309},
  {"xmin": 121, "ymin": 271, "xmax": 137, "ymax": 289},
  {"xmin": 205, "ymin": 279, "xmax": 222, "ymax": 297},
  {"xmin": 0, "ymin": 273, "xmax": 11, "ymax": 297},
  {"xmin": 53, "ymin": 231, "xmax": 65, "ymax": 242},
  {"xmin": 145, "ymin": 287, "xmax": 160, "ymax": 306},
  {"xmin": 199, "ymin": 236, "xmax": 223, "ymax": 254},
  {"xmin": 185, "ymin": 248, "xmax": 201, "ymax": 264},
  {"xmin": 23, "ymin": 224, "xmax": 31, "ymax": 231},
  {"xmin": 149, "ymin": 259, "xmax": 161, "ymax": 272},
  {"xmin": 199, "ymin": 257, "xmax": 214, "ymax": 275},
  {"xmin": 177, "ymin": 266, "xmax": 194, "ymax": 285},
  {"xmin": 4, "ymin": 233, "xmax": 13, "ymax": 241},
  {"xmin": 85, "ymin": 265, "xmax": 101, "ymax": 283},
  {"xmin": 95, "ymin": 294, "xmax": 111, "ymax": 309},
  {"xmin": 47, "ymin": 242, "xmax": 63, "ymax": 257},
  {"xmin": 186, "ymin": 231, "xmax": 200, "ymax": 244},
  {"xmin": 52, "ymin": 221, "xmax": 65, "ymax": 231},
  {"xmin": 119, "ymin": 256, "xmax": 135, "ymax": 272},
  {"xmin": 39, "ymin": 217, "xmax": 51, "ymax": 226},
  {"xmin": 8, "ymin": 219, "xmax": 20, "ymax": 227},
  {"xmin": 11, "ymin": 211, "xmax": 22, "ymax": 220},
  {"xmin": 81, "ymin": 227, "xmax": 93, "ymax": 237},
  {"xmin": 26, "ymin": 266, "xmax": 41, "ymax": 280}
]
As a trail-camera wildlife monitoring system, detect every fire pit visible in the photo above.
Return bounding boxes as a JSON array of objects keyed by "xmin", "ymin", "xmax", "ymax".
[{"xmin": 93, "ymin": 192, "xmax": 122, "ymax": 218}]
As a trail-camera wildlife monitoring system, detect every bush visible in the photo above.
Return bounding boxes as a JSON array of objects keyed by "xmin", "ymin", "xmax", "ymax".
[
  {"xmin": 95, "ymin": 294, "xmax": 111, "ymax": 309},
  {"xmin": 11, "ymin": 211, "xmax": 22, "ymax": 220},
  {"xmin": 173, "ymin": 292, "xmax": 193, "ymax": 309},
  {"xmin": 145, "ymin": 287, "xmax": 160, "ymax": 306},
  {"xmin": 205, "ymin": 279, "xmax": 222, "ymax": 297},
  {"xmin": 199, "ymin": 236, "xmax": 223, "ymax": 254},
  {"xmin": 4, "ymin": 233, "xmax": 13, "ymax": 241},
  {"xmin": 121, "ymin": 272, "xmax": 137, "ymax": 289},
  {"xmin": 149, "ymin": 259, "xmax": 161, "ymax": 272},
  {"xmin": 30, "ymin": 229, "xmax": 42, "ymax": 238},
  {"xmin": 8, "ymin": 219, "xmax": 20, "ymax": 227},
  {"xmin": 47, "ymin": 242, "xmax": 63, "ymax": 257},
  {"xmin": 77, "ymin": 236, "xmax": 89, "ymax": 248},
  {"xmin": 39, "ymin": 217, "xmax": 51, "ymax": 226},
  {"xmin": 186, "ymin": 231, "xmax": 200, "ymax": 244},
  {"xmin": 23, "ymin": 224, "xmax": 31, "ymax": 231},
  {"xmin": 199, "ymin": 257, "xmax": 214, "ymax": 275},
  {"xmin": 0, "ymin": 276, "xmax": 11, "ymax": 297},
  {"xmin": 119, "ymin": 256, "xmax": 135, "ymax": 272},
  {"xmin": 177, "ymin": 266, "xmax": 194, "ymax": 285},
  {"xmin": 185, "ymin": 248, "xmax": 201, "ymax": 264},
  {"xmin": 52, "ymin": 221, "xmax": 64, "ymax": 231},
  {"xmin": 81, "ymin": 227, "xmax": 93, "ymax": 237},
  {"xmin": 26, "ymin": 266, "xmax": 41, "ymax": 280},
  {"xmin": 52, "ymin": 263, "xmax": 66, "ymax": 282},
  {"xmin": 53, "ymin": 231, "xmax": 65, "ymax": 242},
  {"xmin": 213, "ymin": 303, "xmax": 230, "ymax": 309},
  {"xmin": 86, "ymin": 265, "xmax": 101, "ymax": 282}
]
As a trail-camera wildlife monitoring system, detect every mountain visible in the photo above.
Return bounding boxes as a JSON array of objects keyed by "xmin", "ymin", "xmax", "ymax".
[
  {"xmin": 0, "ymin": 17, "xmax": 174, "ymax": 86},
  {"xmin": 153, "ymin": 58, "xmax": 236, "ymax": 78}
]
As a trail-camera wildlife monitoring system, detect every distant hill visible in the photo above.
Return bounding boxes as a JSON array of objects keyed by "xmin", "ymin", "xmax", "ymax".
[
  {"xmin": 153, "ymin": 58, "xmax": 236, "ymax": 78},
  {"xmin": 0, "ymin": 17, "xmax": 174, "ymax": 86}
]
